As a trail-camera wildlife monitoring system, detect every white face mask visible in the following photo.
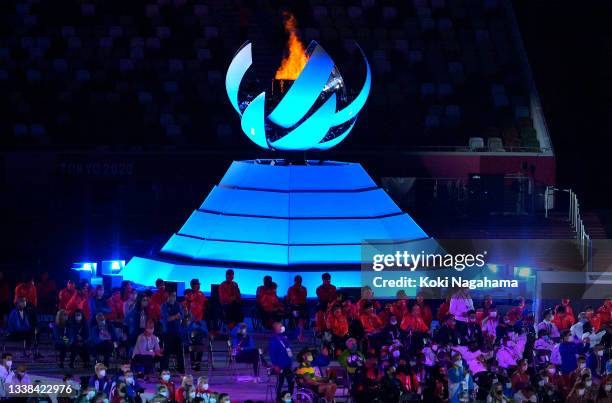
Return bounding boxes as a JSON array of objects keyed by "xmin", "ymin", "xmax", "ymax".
[
  {"xmin": 161, "ymin": 391, "xmax": 169, "ymax": 397},
  {"xmin": 455, "ymin": 360, "xmax": 462, "ymax": 367},
  {"xmin": 202, "ymin": 383, "xmax": 209, "ymax": 390},
  {"xmin": 578, "ymin": 389, "xmax": 585, "ymax": 396},
  {"xmin": 189, "ymin": 391, "xmax": 196, "ymax": 398},
  {"xmin": 586, "ymin": 380, "xmax": 592, "ymax": 387},
  {"xmin": 87, "ymin": 391, "xmax": 96, "ymax": 399},
  {"xmin": 598, "ymin": 350, "xmax": 604, "ymax": 356},
  {"xmin": 162, "ymin": 374, "xmax": 170, "ymax": 381},
  {"xmin": 98, "ymin": 369, "xmax": 106, "ymax": 377},
  {"xmin": 548, "ymin": 368, "xmax": 556, "ymax": 374},
  {"xmin": 5, "ymin": 361, "xmax": 12, "ymax": 368},
  {"xmin": 126, "ymin": 377, "xmax": 134, "ymax": 384},
  {"xmin": 605, "ymin": 384, "xmax": 612, "ymax": 392},
  {"xmin": 280, "ymin": 325, "xmax": 286, "ymax": 333},
  {"xmin": 506, "ymin": 382, "xmax": 512, "ymax": 389},
  {"xmin": 579, "ymin": 363, "xmax": 586, "ymax": 369}
]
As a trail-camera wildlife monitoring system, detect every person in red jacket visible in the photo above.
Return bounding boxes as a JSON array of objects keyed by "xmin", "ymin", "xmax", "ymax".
[
  {"xmin": 437, "ymin": 296, "xmax": 451, "ymax": 322},
  {"xmin": 327, "ymin": 304, "xmax": 350, "ymax": 344},
  {"xmin": 585, "ymin": 305, "xmax": 602, "ymax": 332},
  {"xmin": 555, "ymin": 297, "xmax": 576, "ymax": 325},
  {"xmin": 359, "ymin": 302, "xmax": 383, "ymax": 336},
  {"xmin": 14, "ymin": 276, "xmax": 37, "ymax": 307},
  {"xmin": 106, "ymin": 288, "xmax": 125, "ymax": 322},
  {"xmin": 66, "ymin": 284, "xmax": 90, "ymax": 320},
  {"xmin": 596, "ymin": 298, "xmax": 612, "ymax": 325},
  {"xmin": 175, "ymin": 374, "xmax": 194, "ymax": 403},
  {"xmin": 415, "ymin": 292, "xmax": 433, "ymax": 327},
  {"xmin": 316, "ymin": 273, "xmax": 337, "ymax": 310},
  {"xmin": 400, "ymin": 305, "xmax": 429, "ymax": 333},
  {"xmin": 261, "ymin": 282, "xmax": 284, "ymax": 329},
  {"xmin": 553, "ymin": 305, "xmax": 574, "ymax": 332},
  {"xmin": 36, "ymin": 271, "xmax": 56, "ymax": 311},
  {"xmin": 357, "ymin": 286, "xmax": 381, "ymax": 315},
  {"xmin": 218, "ymin": 269, "xmax": 242, "ymax": 328},
  {"xmin": 287, "ymin": 275, "xmax": 308, "ymax": 341},
  {"xmin": 150, "ymin": 279, "xmax": 169, "ymax": 307},
  {"xmin": 187, "ymin": 278, "xmax": 207, "ymax": 322},
  {"xmin": 158, "ymin": 370, "xmax": 176, "ymax": 400},
  {"xmin": 506, "ymin": 296, "xmax": 527, "ymax": 325},
  {"xmin": 58, "ymin": 280, "xmax": 76, "ymax": 310}
]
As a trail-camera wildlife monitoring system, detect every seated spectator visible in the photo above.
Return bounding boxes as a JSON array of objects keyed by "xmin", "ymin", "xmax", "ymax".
[
  {"xmin": 67, "ymin": 309, "xmax": 90, "ymax": 368},
  {"xmin": 326, "ymin": 304, "xmax": 349, "ymax": 347},
  {"xmin": 66, "ymin": 283, "xmax": 91, "ymax": 321},
  {"xmin": 295, "ymin": 348, "xmax": 337, "ymax": 401},
  {"xmin": 0, "ymin": 353, "xmax": 13, "ymax": 396},
  {"xmin": 161, "ymin": 291, "xmax": 186, "ymax": 374},
  {"xmin": 14, "ymin": 276, "xmax": 37, "ymax": 307},
  {"xmin": 537, "ymin": 308, "xmax": 560, "ymax": 339},
  {"xmin": 586, "ymin": 305, "xmax": 603, "ymax": 332},
  {"xmin": 359, "ymin": 302, "xmax": 383, "ymax": 336},
  {"xmin": 357, "ymin": 286, "xmax": 380, "ymax": 315},
  {"xmin": 187, "ymin": 313, "xmax": 208, "ymax": 371},
  {"xmin": 132, "ymin": 319, "xmax": 162, "ymax": 375},
  {"xmin": 315, "ymin": 273, "xmax": 337, "ymax": 311},
  {"xmin": 571, "ymin": 312, "xmax": 593, "ymax": 340},
  {"xmin": 437, "ymin": 296, "xmax": 451, "ymax": 322},
  {"xmin": 5, "ymin": 364, "xmax": 30, "ymax": 386},
  {"xmin": 286, "ymin": 275, "xmax": 308, "ymax": 342},
  {"xmin": 496, "ymin": 336, "xmax": 522, "ymax": 370},
  {"xmin": 567, "ymin": 381, "xmax": 587, "ymax": 403},
  {"xmin": 195, "ymin": 376, "xmax": 214, "ymax": 398},
  {"xmin": 218, "ymin": 269, "xmax": 243, "ymax": 328},
  {"xmin": 260, "ymin": 282, "xmax": 285, "ymax": 329},
  {"xmin": 506, "ymin": 297, "xmax": 527, "ymax": 325},
  {"xmin": 59, "ymin": 280, "xmax": 76, "ymax": 311},
  {"xmin": 452, "ymin": 343, "xmax": 488, "ymax": 375},
  {"xmin": 511, "ymin": 359, "xmax": 530, "ymax": 390},
  {"xmin": 587, "ymin": 344, "xmax": 606, "ymax": 379},
  {"xmin": 89, "ymin": 313, "xmax": 116, "ymax": 367},
  {"xmin": 53, "ymin": 309, "xmax": 71, "ymax": 368},
  {"xmin": 256, "ymin": 276, "xmax": 272, "ymax": 308},
  {"xmin": 7, "ymin": 297, "xmax": 36, "ymax": 357},
  {"xmin": 534, "ymin": 329, "xmax": 555, "ymax": 352},
  {"xmin": 553, "ymin": 305, "xmax": 574, "ymax": 332},
  {"xmin": 121, "ymin": 369, "xmax": 142, "ymax": 400},
  {"xmin": 175, "ymin": 375, "xmax": 194, "ymax": 403},
  {"xmin": 106, "ymin": 288, "xmax": 125, "ymax": 322},
  {"xmin": 448, "ymin": 353, "xmax": 474, "ymax": 402},
  {"xmin": 232, "ymin": 322, "xmax": 263, "ymax": 378},
  {"xmin": 159, "ymin": 370, "xmax": 175, "ymax": 399},
  {"xmin": 513, "ymin": 385, "xmax": 537, "ymax": 403},
  {"xmin": 400, "ymin": 305, "xmax": 429, "ymax": 334},
  {"xmin": 435, "ymin": 314, "xmax": 459, "ymax": 346},
  {"xmin": 596, "ymin": 376, "xmax": 612, "ymax": 402},
  {"xmin": 89, "ymin": 285, "xmax": 111, "ymax": 324},
  {"xmin": 338, "ymin": 338, "xmax": 365, "ymax": 377},
  {"xmin": 151, "ymin": 279, "xmax": 169, "ymax": 307},
  {"xmin": 88, "ymin": 363, "xmax": 112, "ymax": 395}
]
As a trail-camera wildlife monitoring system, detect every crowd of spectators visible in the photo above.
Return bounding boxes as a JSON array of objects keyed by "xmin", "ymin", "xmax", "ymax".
[{"xmin": 0, "ymin": 269, "xmax": 611, "ymax": 402}]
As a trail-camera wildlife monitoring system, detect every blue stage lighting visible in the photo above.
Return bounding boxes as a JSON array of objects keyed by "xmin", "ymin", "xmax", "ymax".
[{"xmin": 225, "ymin": 40, "xmax": 371, "ymax": 151}]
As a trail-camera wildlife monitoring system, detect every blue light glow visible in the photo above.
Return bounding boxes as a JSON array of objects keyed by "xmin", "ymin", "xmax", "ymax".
[
  {"xmin": 225, "ymin": 41, "xmax": 371, "ymax": 151},
  {"xmin": 516, "ymin": 267, "xmax": 533, "ymax": 278}
]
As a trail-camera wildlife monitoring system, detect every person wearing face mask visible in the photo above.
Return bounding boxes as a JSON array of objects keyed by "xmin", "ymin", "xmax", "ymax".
[
  {"xmin": 68, "ymin": 309, "xmax": 90, "ymax": 368},
  {"xmin": 231, "ymin": 322, "xmax": 263, "ymax": 379},
  {"xmin": 124, "ymin": 294, "xmax": 151, "ymax": 346},
  {"xmin": 537, "ymin": 308, "xmax": 561, "ymax": 339},
  {"xmin": 269, "ymin": 322, "xmax": 294, "ymax": 399},
  {"xmin": 218, "ymin": 393, "xmax": 230, "ymax": 403},
  {"xmin": 452, "ymin": 342, "xmax": 488, "ymax": 375},
  {"xmin": 487, "ymin": 382, "xmax": 510, "ymax": 403},
  {"xmin": 596, "ymin": 375, "xmax": 612, "ymax": 403},
  {"xmin": 458, "ymin": 309, "xmax": 484, "ymax": 348},
  {"xmin": 76, "ymin": 387, "xmax": 97, "ymax": 403},
  {"xmin": 567, "ymin": 381, "xmax": 588, "ymax": 403},
  {"xmin": 587, "ymin": 344, "xmax": 607, "ymax": 380},
  {"xmin": 278, "ymin": 390, "xmax": 292, "ymax": 403},
  {"xmin": 512, "ymin": 385, "xmax": 538, "ymax": 403},
  {"xmin": 89, "ymin": 313, "xmax": 116, "ymax": 367},
  {"xmin": 5, "ymin": 365, "xmax": 31, "ymax": 389},
  {"xmin": 106, "ymin": 288, "xmax": 125, "ymax": 323},
  {"xmin": 158, "ymin": 370, "xmax": 175, "ymax": 398},
  {"xmin": 381, "ymin": 314, "xmax": 401, "ymax": 345},
  {"xmin": 448, "ymin": 353, "xmax": 474, "ymax": 403},
  {"xmin": 151, "ymin": 384, "xmax": 170, "ymax": 402},
  {"xmin": 295, "ymin": 348, "xmax": 337, "ymax": 402},
  {"xmin": 132, "ymin": 319, "xmax": 162, "ymax": 375},
  {"xmin": 175, "ymin": 375, "xmax": 194, "ymax": 403},
  {"xmin": 326, "ymin": 304, "xmax": 349, "ymax": 348},
  {"xmin": 0, "ymin": 353, "xmax": 13, "ymax": 397},
  {"xmin": 53, "ymin": 309, "xmax": 71, "ymax": 368},
  {"xmin": 449, "ymin": 288, "xmax": 474, "ymax": 324},
  {"xmin": 67, "ymin": 283, "xmax": 91, "ymax": 322},
  {"xmin": 195, "ymin": 376, "xmax": 214, "ymax": 400},
  {"xmin": 581, "ymin": 374, "xmax": 598, "ymax": 402},
  {"xmin": 435, "ymin": 314, "xmax": 460, "ymax": 346},
  {"xmin": 496, "ymin": 336, "xmax": 521, "ymax": 370},
  {"xmin": 120, "ymin": 370, "xmax": 141, "ymax": 400},
  {"xmin": 511, "ymin": 359, "xmax": 531, "ymax": 390},
  {"xmin": 481, "ymin": 306, "xmax": 499, "ymax": 347},
  {"xmin": 87, "ymin": 363, "xmax": 111, "ymax": 395},
  {"xmin": 338, "ymin": 337, "xmax": 365, "ymax": 378}
]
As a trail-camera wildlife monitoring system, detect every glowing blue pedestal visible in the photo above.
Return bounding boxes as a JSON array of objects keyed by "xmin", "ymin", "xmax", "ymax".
[{"xmin": 122, "ymin": 160, "xmax": 429, "ymax": 296}]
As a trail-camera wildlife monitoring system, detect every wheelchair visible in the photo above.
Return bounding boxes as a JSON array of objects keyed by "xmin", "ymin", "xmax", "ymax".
[{"xmin": 295, "ymin": 386, "xmax": 328, "ymax": 403}]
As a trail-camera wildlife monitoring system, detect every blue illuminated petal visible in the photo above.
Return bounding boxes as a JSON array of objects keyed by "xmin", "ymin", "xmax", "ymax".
[
  {"xmin": 267, "ymin": 43, "xmax": 335, "ymax": 129},
  {"xmin": 270, "ymin": 93, "xmax": 336, "ymax": 150},
  {"xmin": 329, "ymin": 46, "xmax": 371, "ymax": 127},
  {"xmin": 240, "ymin": 92, "xmax": 270, "ymax": 149},
  {"xmin": 314, "ymin": 120, "xmax": 357, "ymax": 150},
  {"xmin": 225, "ymin": 42, "xmax": 252, "ymax": 115}
]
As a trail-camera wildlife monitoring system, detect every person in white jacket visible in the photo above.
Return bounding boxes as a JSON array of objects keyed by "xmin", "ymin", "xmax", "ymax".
[
  {"xmin": 0, "ymin": 353, "xmax": 14, "ymax": 398},
  {"xmin": 449, "ymin": 288, "xmax": 474, "ymax": 323},
  {"xmin": 496, "ymin": 337, "xmax": 522, "ymax": 369}
]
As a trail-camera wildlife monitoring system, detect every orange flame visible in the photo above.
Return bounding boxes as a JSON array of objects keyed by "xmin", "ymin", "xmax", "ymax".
[{"xmin": 275, "ymin": 13, "xmax": 307, "ymax": 80}]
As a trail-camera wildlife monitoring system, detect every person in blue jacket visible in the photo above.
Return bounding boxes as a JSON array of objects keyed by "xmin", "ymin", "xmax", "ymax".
[
  {"xmin": 448, "ymin": 353, "xmax": 474, "ymax": 403},
  {"xmin": 268, "ymin": 321, "xmax": 294, "ymax": 399},
  {"xmin": 52, "ymin": 309, "xmax": 71, "ymax": 368},
  {"xmin": 87, "ymin": 363, "xmax": 112, "ymax": 395},
  {"xmin": 232, "ymin": 322, "xmax": 264, "ymax": 378},
  {"xmin": 88, "ymin": 313, "xmax": 116, "ymax": 367},
  {"xmin": 88, "ymin": 285, "xmax": 111, "ymax": 325},
  {"xmin": 7, "ymin": 297, "xmax": 35, "ymax": 356},
  {"xmin": 559, "ymin": 330, "xmax": 590, "ymax": 374}
]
